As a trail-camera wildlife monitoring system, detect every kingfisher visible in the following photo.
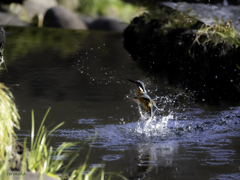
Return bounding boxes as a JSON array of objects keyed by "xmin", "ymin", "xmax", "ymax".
[{"xmin": 127, "ymin": 79, "xmax": 159, "ymax": 117}]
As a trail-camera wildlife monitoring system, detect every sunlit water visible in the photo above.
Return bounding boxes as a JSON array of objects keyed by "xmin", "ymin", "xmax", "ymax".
[{"xmin": 1, "ymin": 26, "xmax": 240, "ymax": 179}]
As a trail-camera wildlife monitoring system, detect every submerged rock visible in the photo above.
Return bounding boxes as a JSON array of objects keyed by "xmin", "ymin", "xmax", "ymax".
[
  {"xmin": 123, "ymin": 3, "xmax": 240, "ymax": 105},
  {"xmin": 88, "ymin": 17, "xmax": 127, "ymax": 32}
]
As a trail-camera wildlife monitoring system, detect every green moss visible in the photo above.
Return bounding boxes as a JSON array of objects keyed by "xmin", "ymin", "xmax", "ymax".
[
  {"xmin": 190, "ymin": 19, "xmax": 240, "ymax": 56},
  {"xmin": 133, "ymin": 7, "xmax": 197, "ymax": 35}
]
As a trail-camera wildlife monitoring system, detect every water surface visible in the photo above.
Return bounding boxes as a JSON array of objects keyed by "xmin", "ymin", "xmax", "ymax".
[{"xmin": 1, "ymin": 26, "xmax": 240, "ymax": 179}]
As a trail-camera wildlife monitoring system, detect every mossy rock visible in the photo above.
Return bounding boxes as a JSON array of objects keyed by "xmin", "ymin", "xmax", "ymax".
[{"xmin": 123, "ymin": 4, "xmax": 240, "ymax": 105}]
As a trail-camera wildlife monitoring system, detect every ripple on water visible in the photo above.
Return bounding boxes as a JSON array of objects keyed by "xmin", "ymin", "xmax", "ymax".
[
  {"xmin": 55, "ymin": 107, "xmax": 240, "ymax": 154},
  {"xmin": 101, "ymin": 154, "xmax": 123, "ymax": 161},
  {"xmin": 89, "ymin": 164, "xmax": 105, "ymax": 168},
  {"xmin": 78, "ymin": 118, "xmax": 102, "ymax": 124}
]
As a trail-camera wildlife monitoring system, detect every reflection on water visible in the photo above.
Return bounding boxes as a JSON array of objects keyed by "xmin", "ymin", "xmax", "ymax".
[{"xmin": 1, "ymin": 26, "xmax": 240, "ymax": 179}]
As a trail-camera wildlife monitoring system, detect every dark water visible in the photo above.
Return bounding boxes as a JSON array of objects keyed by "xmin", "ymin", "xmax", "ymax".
[{"xmin": 1, "ymin": 26, "xmax": 240, "ymax": 179}]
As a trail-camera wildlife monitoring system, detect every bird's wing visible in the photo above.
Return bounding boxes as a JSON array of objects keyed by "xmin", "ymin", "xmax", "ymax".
[
  {"xmin": 139, "ymin": 93, "xmax": 151, "ymax": 100},
  {"xmin": 150, "ymin": 99, "xmax": 156, "ymax": 105},
  {"xmin": 127, "ymin": 96, "xmax": 140, "ymax": 103}
]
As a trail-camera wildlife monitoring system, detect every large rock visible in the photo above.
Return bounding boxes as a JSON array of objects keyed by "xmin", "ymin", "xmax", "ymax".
[
  {"xmin": 23, "ymin": 0, "xmax": 57, "ymax": 21},
  {"xmin": 123, "ymin": 3, "xmax": 240, "ymax": 105},
  {"xmin": 0, "ymin": 12, "xmax": 28, "ymax": 26},
  {"xmin": 43, "ymin": 6, "xmax": 87, "ymax": 30},
  {"xmin": 88, "ymin": 17, "xmax": 127, "ymax": 32}
]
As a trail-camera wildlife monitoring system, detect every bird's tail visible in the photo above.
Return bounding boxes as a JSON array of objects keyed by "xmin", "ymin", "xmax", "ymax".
[{"xmin": 150, "ymin": 99, "xmax": 160, "ymax": 118}]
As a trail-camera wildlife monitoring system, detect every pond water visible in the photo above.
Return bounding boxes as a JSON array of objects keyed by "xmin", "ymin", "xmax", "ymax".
[{"xmin": 1, "ymin": 26, "xmax": 240, "ymax": 179}]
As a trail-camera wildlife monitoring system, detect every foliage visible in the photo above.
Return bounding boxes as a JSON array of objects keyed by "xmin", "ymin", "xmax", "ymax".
[
  {"xmin": 0, "ymin": 82, "xmax": 19, "ymax": 179},
  {"xmin": 78, "ymin": 0, "xmax": 143, "ymax": 22},
  {"xmin": 0, "ymin": 83, "xmax": 20, "ymax": 161},
  {"xmin": 0, "ymin": 150, "xmax": 12, "ymax": 180},
  {"xmin": 3, "ymin": 26, "xmax": 88, "ymax": 65},
  {"xmin": 25, "ymin": 108, "xmax": 80, "ymax": 177},
  {"xmin": 22, "ymin": 109, "xmax": 127, "ymax": 179}
]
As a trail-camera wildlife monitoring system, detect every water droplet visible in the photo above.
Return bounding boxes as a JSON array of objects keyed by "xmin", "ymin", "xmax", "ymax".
[{"xmin": 230, "ymin": 79, "xmax": 233, "ymax": 82}]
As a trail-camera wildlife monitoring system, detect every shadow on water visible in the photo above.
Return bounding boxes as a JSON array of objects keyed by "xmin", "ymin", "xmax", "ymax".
[{"xmin": 1, "ymin": 26, "xmax": 240, "ymax": 179}]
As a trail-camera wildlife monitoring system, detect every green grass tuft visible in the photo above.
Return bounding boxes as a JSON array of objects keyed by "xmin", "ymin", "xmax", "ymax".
[
  {"xmin": 0, "ymin": 83, "xmax": 20, "ymax": 161},
  {"xmin": 190, "ymin": 19, "xmax": 240, "ymax": 57}
]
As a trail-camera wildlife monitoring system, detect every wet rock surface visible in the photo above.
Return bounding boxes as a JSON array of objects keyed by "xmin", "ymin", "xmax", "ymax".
[
  {"xmin": 162, "ymin": 2, "xmax": 240, "ymax": 32},
  {"xmin": 88, "ymin": 17, "xmax": 127, "ymax": 32},
  {"xmin": 123, "ymin": 3, "xmax": 240, "ymax": 105}
]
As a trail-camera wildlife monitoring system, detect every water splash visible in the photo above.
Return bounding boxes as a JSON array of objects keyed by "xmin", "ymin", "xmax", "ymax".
[{"xmin": 134, "ymin": 112, "xmax": 174, "ymax": 138}]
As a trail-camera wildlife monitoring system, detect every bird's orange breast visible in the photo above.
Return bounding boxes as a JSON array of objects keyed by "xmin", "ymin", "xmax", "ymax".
[{"xmin": 137, "ymin": 97, "xmax": 151, "ymax": 114}]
